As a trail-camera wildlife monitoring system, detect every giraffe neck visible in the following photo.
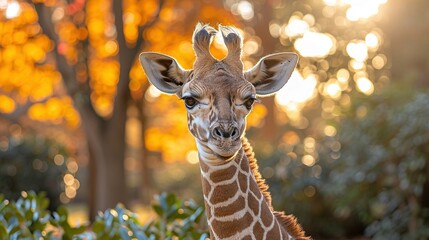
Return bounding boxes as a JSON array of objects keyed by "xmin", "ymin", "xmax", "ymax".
[{"xmin": 197, "ymin": 138, "xmax": 294, "ymax": 240}]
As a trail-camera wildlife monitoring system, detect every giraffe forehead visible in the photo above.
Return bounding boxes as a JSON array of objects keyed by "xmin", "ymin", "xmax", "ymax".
[
  {"xmin": 194, "ymin": 59, "xmax": 243, "ymax": 77},
  {"xmin": 189, "ymin": 60, "xmax": 249, "ymax": 90},
  {"xmin": 184, "ymin": 75, "xmax": 255, "ymax": 100}
]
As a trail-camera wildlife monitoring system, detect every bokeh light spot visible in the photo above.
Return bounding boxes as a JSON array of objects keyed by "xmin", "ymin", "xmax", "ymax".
[
  {"xmin": 356, "ymin": 77, "xmax": 374, "ymax": 95},
  {"xmin": 295, "ymin": 32, "xmax": 335, "ymax": 58},
  {"xmin": 5, "ymin": 1, "xmax": 20, "ymax": 19},
  {"xmin": 347, "ymin": 41, "xmax": 368, "ymax": 62},
  {"xmin": 186, "ymin": 150, "xmax": 199, "ymax": 165},
  {"xmin": 324, "ymin": 125, "xmax": 337, "ymax": 137},
  {"xmin": 302, "ymin": 155, "xmax": 316, "ymax": 167}
]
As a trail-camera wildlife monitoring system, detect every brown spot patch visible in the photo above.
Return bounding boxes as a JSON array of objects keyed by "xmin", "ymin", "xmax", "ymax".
[
  {"xmin": 211, "ymin": 212, "xmax": 253, "ymax": 238},
  {"xmin": 260, "ymin": 202, "xmax": 274, "ymax": 227},
  {"xmin": 242, "ymin": 235, "xmax": 252, "ymax": 240},
  {"xmin": 238, "ymin": 172, "xmax": 248, "ymax": 193},
  {"xmin": 210, "ymin": 181, "xmax": 238, "ymax": 204},
  {"xmin": 265, "ymin": 222, "xmax": 281, "ymax": 239},
  {"xmin": 201, "ymin": 176, "xmax": 211, "ymax": 198},
  {"xmin": 248, "ymin": 190, "xmax": 260, "ymax": 216},
  {"xmin": 210, "ymin": 165, "xmax": 237, "ymax": 183},
  {"xmin": 240, "ymin": 155, "xmax": 250, "ymax": 172},
  {"xmin": 213, "ymin": 196, "xmax": 245, "ymax": 217},
  {"xmin": 249, "ymin": 181, "xmax": 262, "ymax": 199},
  {"xmin": 200, "ymin": 160, "xmax": 209, "ymax": 173},
  {"xmin": 253, "ymin": 221, "xmax": 264, "ymax": 240}
]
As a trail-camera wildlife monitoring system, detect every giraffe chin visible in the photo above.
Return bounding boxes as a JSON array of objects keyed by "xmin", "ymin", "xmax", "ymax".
[{"xmin": 207, "ymin": 141, "xmax": 241, "ymax": 160}]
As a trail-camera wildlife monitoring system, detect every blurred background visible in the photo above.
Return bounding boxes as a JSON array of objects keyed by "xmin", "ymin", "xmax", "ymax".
[{"xmin": 1, "ymin": 0, "xmax": 428, "ymax": 238}]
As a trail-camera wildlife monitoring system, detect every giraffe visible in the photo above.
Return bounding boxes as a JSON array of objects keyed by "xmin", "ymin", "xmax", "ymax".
[{"xmin": 139, "ymin": 23, "xmax": 310, "ymax": 240}]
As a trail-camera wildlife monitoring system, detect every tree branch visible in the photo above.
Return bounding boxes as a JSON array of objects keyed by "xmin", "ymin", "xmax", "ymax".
[
  {"xmin": 113, "ymin": 0, "xmax": 131, "ymax": 96},
  {"xmin": 35, "ymin": 1, "xmax": 103, "ymax": 125},
  {"xmin": 112, "ymin": 0, "xmax": 164, "ymax": 101},
  {"xmin": 134, "ymin": 0, "xmax": 165, "ymax": 55},
  {"xmin": 34, "ymin": 3, "xmax": 80, "ymax": 97}
]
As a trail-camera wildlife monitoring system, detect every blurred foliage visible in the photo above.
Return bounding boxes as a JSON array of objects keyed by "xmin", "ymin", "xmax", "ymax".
[
  {"xmin": 0, "ymin": 192, "xmax": 52, "ymax": 239},
  {"xmin": 51, "ymin": 206, "xmax": 87, "ymax": 240},
  {"xmin": 0, "ymin": 191, "xmax": 208, "ymax": 240},
  {"xmin": 153, "ymin": 162, "xmax": 204, "ymax": 202},
  {"xmin": 0, "ymin": 131, "xmax": 74, "ymax": 211},
  {"xmin": 140, "ymin": 192, "xmax": 207, "ymax": 239},
  {"xmin": 256, "ymin": 84, "xmax": 429, "ymax": 239},
  {"xmin": 92, "ymin": 192, "xmax": 207, "ymax": 240}
]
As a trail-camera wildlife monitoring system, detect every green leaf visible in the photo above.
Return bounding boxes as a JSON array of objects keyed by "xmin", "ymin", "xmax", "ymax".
[
  {"xmin": 119, "ymin": 227, "xmax": 131, "ymax": 240},
  {"xmin": 152, "ymin": 205, "xmax": 163, "ymax": 217},
  {"xmin": 0, "ymin": 223, "xmax": 8, "ymax": 239}
]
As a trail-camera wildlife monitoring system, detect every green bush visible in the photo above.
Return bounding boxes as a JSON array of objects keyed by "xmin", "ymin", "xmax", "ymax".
[
  {"xmin": 0, "ymin": 191, "xmax": 208, "ymax": 240},
  {"xmin": 255, "ymin": 86, "xmax": 429, "ymax": 239},
  {"xmin": 0, "ymin": 133, "xmax": 71, "ymax": 211},
  {"xmin": 0, "ymin": 192, "xmax": 52, "ymax": 239},
  {"xmin": 329, "ymin": 92, "xmax": 429, "ymax": 239}
]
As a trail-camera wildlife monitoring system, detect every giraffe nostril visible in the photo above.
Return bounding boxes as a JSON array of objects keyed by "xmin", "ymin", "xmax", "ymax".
[
  {"xmin": 231, "ymin": 128, "xmax": 238, "ymax": 138},
  {"xmin": 212, "ymin": 126, "xmax": 239, "ymax": 139},
  {"xmin": 213, "ymin": 127, "xmax": 223, "ymax": 138}
]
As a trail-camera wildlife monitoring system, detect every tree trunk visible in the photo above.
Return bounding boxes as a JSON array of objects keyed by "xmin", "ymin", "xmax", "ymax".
[
  {"xmin": 77, "ymin": 97, "xmax": 129, "ymax": 220},
  {"xmin": 35, "ymin": 0, "xmax": 164, "ymax": 219},
  {"xmin": 135, "ymin": 93, "xmax": 153, "ymax": 204}
]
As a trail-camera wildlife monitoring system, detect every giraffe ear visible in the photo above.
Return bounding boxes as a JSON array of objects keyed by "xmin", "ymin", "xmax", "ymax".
[
  {"xmin": 139, "ymin": 52, "xmax": 190, "ymax": 95},
  {"xmin": 245, "ymin": 52, "xmax": 298, "ymax": 97}
]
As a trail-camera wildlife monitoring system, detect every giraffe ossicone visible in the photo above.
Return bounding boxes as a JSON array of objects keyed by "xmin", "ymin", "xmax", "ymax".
[{"xmin": 140, "ymin": 23, "xmax": 310, "ymax": 240}]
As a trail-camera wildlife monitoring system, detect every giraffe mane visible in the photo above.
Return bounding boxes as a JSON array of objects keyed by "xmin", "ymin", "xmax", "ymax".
[
  {"xmin": 241, "ymin": 137, "xmax": 310, "ymax": 239},
  {"xmin": 241, "ymin": 137, "xmax": 273, "ymax": 206}
]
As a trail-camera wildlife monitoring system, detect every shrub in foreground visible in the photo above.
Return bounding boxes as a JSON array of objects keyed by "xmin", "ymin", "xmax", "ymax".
[{"xmin": 0, "ymin": 191, "xmax": 208, "ymax": 240}]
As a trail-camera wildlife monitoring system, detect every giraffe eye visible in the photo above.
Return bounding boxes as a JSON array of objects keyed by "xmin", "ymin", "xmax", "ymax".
[
  {"xmin": 244, "ymin": 98, "xmax": 257, "ymax": 110},
  {"xmin": 182, "ymin": 96, "xmax": 198, "ymax": 109}
]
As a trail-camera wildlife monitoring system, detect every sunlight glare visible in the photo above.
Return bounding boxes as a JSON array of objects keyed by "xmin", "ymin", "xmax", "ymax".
[
  {"xmin": 275, "ymin": 71, "xmax": 317, "ymax": 110},
  {"xmin": 322, "ymin": 0, "xmax": 388, "ymax": 21},
  {"xmin": 350, "ymin": 60, "xmax": 365, "ymax": 70},
  {"xmin": 285, "ymin": 18, "xmax": 309, "ymax": 38},
  {"xmin": 346, "ymin": 41, "xmax": 368, "ymax": 62},
  {"xmin": 295, "ymin": 32, "xmax": 335, "ymax": 58},
  {"xmin": 356, "ymin": 77, "xmax": 374, "ymax": 95},
  {"xmin": 344, "ymin": 0, "xmax": 388, "ymax": 21},
  {"xmin": 237, "ymin": 1, "xmax": 254, "ymax": 20},
  {"xmin": 325, "ymin": 81, "xmax": 342, "ymax": 99},
  {"xmin": 323, "ymin": 0, "xmax": 339, "ymax": 6},
  {"xmin": 365, "ymin": 32, "xmax": 380, "ymax": 49},
  {"xmin": 337, "ymin": 68, "xmax": 350, "ymax": 83},
  {"xmin": 5, "ymin": 1, "xmax": 20, "ymax": 19},
  {"xmin": 0, "ymin": 0, "xmax": 8, "ymax": 9}
]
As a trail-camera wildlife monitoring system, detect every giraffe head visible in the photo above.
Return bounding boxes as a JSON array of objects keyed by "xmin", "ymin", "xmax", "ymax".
[{"xmin": 140, "ymin": 24, "xmax": 298, "ymax": 164}]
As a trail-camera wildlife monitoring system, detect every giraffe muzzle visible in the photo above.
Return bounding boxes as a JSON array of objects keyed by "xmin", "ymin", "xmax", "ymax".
[{"xmin": 212, "ymin": 125, "xmax": 239, "ymax": 140}]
